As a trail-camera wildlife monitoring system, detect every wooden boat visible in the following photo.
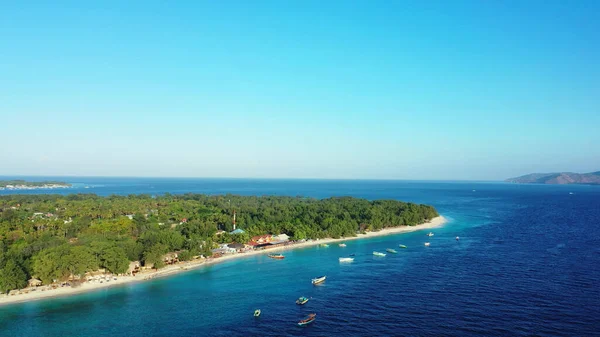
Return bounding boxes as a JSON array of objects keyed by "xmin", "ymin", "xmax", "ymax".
[
  {"xmin": 338, "ymin": 257, "xmax": 354, "ymax": 263},
  {"xmin": 373, "ymin": 251, "xmax": 386, "ymax": 257},
  {"xmin": 312, "ymin": 276, "xmax": 326, "ymax": 285},
  {"xmin": 398, "ymin": 244, "xmax": 407, "ymax": 249},
  {"xmin": 386, "ymin": 248, "xmax": 397, "ymax": 254},
  {"xmin": 424, "ymin": 242, "xmax": 430, "ymax": 246},
  {"xmin": 298, "ymin": 313, "xmax": 316, "ymax": 326},
  {"xmin": 339, "ymin": 243, "xmax": 346, "ymax": 247},
  {"xmin": 268, "ymin": 254, "xmax": 284, "ymax": 260},
  {"xmin": 296, "ymin": 296, "xmax": 309, "ymax": 305},
  {"xmin": 254, "ymin": 309, "xmax": 261, "ymax": 317}
]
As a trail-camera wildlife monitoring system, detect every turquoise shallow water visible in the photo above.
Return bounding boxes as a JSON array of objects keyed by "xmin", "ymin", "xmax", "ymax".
[{"xmin": 1, "ymin": 179, "xmax": 599, "ymax": 336}]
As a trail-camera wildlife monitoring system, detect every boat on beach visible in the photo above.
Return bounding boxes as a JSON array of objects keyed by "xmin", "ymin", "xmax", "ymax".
[
  {"xmin": 312, "ymin": 276, "xmax": 326, "ymax": 285},
  {"xmin": 320, "ymin": 244, "xmax": 329, "ymax": 247},
  {"xmin": 373, "ymin": 251, "xmax": 386, "ymax": 257},
  {"xmin": 296, "ymin": 296, "xmax": 309, "ymax": 305},
  {"xmin": 298, "ymin": 313, "xmax": 316, "ymax": 326},
  {"xmin": 254, "ymin": 309, "xmax": 261, "ymax": 317},
  {"xmin": 386, "ymin": 248, "xmax": 397, "ymax": 254},
  {"xmin": 268, "ymin": 254, "xmax": 285, "ymax": 259},
  {"xmin": 339, "ymin": 257, "xmax": 354, "ymax": 263},
  {"xmin": 398, "ymin": 244, "xmax": 407, "ymax": 249}
]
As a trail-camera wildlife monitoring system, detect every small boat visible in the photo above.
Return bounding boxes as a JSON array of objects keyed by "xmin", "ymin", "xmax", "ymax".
[
  {"xmin": 427, "ymin": 232, "xmax": 434, "ymax": 237},
  {"xmin": 254, "ymin": 309, "xmax": 261, "ymax": 317},
  {"xmin": 349, "ymin": 253, "xmax": 356, "ymax": 256},
  {"xmin": 424, "ymin": 242, "xmax": 430, "ymax": 246},
  {"xmin": 373, "ymin": 251, "xmax": 386, "ymax": 257},
  {"xmin": 456, "ymin": 236, "xmax": 460, "ymax": 241},
  {"xmin": 312, "ymin": 276, "xmax": 326, "ymax": 285},
  {"xmin": 298, "ymin": 313, "xmax": 316, "ymax": 326},
  {"xmin": 296, "ymin": 296, "xmax": 309, "ymax": 305},
  {"xmin": 320, "ymin": 244, "xmax": 329, "ymax": 247},
  {"xmin": 398, "ymin": 244, "xmax": 407, "ymax": 249},
  {"xmin": 386, "ymin": 248, "xmax": 398, "ymax": 254},
  {"xmin": 339, "ymin": 243, "xmax": 346, "ymax": 247},
  {"xmin": 339, "ymin": 257, "xmax": 354, "ymax": 263},
  {"xmin": 268, "ymin": 254, "xmax": 285, "ymax": 259}
]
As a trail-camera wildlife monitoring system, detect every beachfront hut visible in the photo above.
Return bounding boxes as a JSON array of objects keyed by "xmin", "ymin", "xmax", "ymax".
[
  {"xmin": 128, "ymin": 261, "xmax": 141, "ymax": 275},
  {"xmin": 163, "ymin": 253, "xmax": 179, "ymax": 264},
  {"xmin": 227, "ymin": 243, "xmax": 245, "ymax": 252},
  {"xmin": 275, "ymin": 234, "xmax": 290, "ymax": 242},
  {"xmin": 28, "ymin": 278, "xmax": 42, "ymax": 287}
]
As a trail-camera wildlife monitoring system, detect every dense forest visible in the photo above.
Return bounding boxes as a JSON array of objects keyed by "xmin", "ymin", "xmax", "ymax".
[{"xmin": 0, "ymin": 194, "xmax": 438, "ymax": 293}]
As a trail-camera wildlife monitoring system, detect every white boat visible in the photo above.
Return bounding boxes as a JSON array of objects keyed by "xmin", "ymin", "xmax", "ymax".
[
  {"xmin": 312, "ymin": 275, "xmax": 326, "ymax": 285},
  {"xmin": 339, "ymin": 243, "xmax": 347, "ymax": 247},
  {"xmin": 424, "ymin": 242, "xmax": 431, "ymax": 246},
  {"xmin": 456, "ymin": 236, "xmax": 460, "ymax": 241},
  {"xmin": 427, "ymin": 232, "xmax": 434, "ymax": 237},
  {"xmin": 373, "ymin": 251, "xmax": 386, "ymax": 257},
  {"xmin": 339, "ymin": 257, "xmax": 354, "ymax": 263}
]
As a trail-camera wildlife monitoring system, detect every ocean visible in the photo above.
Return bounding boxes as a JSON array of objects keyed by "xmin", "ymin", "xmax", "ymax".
[{"xmin": 0, "ymin": 178, "xmax": 599, "ymax": 336}]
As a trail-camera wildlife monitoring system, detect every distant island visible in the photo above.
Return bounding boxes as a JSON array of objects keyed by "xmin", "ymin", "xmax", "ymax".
[
  {"xmin": 0, "ymin": 180, "xmax": 71, "ymax": 190},
  {"xmin": 506, "ymin": 171, "xmax": 600, "ymax": 185}
]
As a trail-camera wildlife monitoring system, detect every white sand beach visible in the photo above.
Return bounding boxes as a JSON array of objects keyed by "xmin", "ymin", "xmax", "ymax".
[{"xmin": 0, "ymin": 216, "xmax": 446, "ymax": 306}]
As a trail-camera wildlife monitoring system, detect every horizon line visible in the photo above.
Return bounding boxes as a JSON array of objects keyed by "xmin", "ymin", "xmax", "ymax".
[{"xmin": 0, "ymin": 174, "xmax": 504, "ymax": 183}]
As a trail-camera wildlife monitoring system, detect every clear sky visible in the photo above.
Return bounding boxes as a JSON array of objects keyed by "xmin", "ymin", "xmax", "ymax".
[{"xmin": 1, "ymin": 1, "xmax": 599, "ymax": 180}]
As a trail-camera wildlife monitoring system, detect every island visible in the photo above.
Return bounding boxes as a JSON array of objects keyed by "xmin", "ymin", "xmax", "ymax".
[
  {"xmin": 505, "ymin": 171, "xmax": 600, "ymax": 185},
  {"xmin": 0, "ymin": 193, "xmax": 443, "ymax": 303},
  {"xmin": 0, "ymin": 180, "xmax": 71, "ymax": 190}
]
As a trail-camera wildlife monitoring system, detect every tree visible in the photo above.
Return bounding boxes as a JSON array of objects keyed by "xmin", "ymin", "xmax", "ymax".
[
  {"xmin": 142, "ymin": 244, "xmax": 167, "ymax": 269},
  {"xmin": 178, "ymin": 250, "xmax": 193, "ymax": 261},
  {"xmin": 99, "ymin": 247, "xmax": 129, "ymax": 274},
  {"xmin": 66, "ymin": 246, "xmax": 97, "ymax": 278},
  {"xmin": 0, "ymin": 260, "xmax": 28, "ymax": 293}
]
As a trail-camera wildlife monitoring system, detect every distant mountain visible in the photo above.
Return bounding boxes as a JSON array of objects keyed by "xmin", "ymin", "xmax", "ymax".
[{"xmin": 506, "ymin": 171, "xmax": 600, "ymax": 185}]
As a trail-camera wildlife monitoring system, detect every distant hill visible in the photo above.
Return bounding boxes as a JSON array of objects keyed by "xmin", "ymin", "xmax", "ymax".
[{"xmin": 506, "ymin": 171, "xmax": 600, "ymax": 185}]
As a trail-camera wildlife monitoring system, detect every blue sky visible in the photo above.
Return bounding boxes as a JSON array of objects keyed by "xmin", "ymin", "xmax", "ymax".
[{"xmin": 1, "ymin": 0, "xmax": 599, "ymax": 180}]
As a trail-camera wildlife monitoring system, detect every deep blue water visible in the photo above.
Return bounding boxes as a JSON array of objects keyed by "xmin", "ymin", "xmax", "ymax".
[{"xmin": 1, "ymin": 178, "xmax": 599, "ymax": 336}]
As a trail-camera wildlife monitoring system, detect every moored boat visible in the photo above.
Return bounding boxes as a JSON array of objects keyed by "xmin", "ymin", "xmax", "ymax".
[
  {"xmin": 386, "ymin": 248, "xmax": 397, "ymax": 254},
  {"xmin": 254, "ymin": 309, "xmax": 261, "ymax": 317},
  {"xmin": 298, "ymin": 313, "xmax": 316, "ymax": 326},
  {"xmin": 312, "ymin": 275, "xmax": 326, "ymax": 285},
  {"xmin": 427, "ymin": 232, "xmax": 434, "ymax": 237},
  {"xmin": 398, "ymin": 244, "xmax": 407, "ymax": 249},
  {"xmin": 424, "ymin": 242, "xmax": 430, "ymax": 246},
  {"xmin": 268, "ymin": 254, "xmax": 285, "ymax": 259},
  {"xmin": 296, "ymin": 296, "xmax": 309, "ymax": 305},
  {"xmin": 339, "ymin": 243, "xmax": 347, "ymax": 247},
  {"xmin": 320, "ymin": 244, "xmax": 329, "ymax": 247},
  {"xmin": 339, "ymin": 257, "xmax": 354, "ymax": 263},
  {"xmin": 373, "ymin": 251, "xmax": 386, "ymax": 257}
]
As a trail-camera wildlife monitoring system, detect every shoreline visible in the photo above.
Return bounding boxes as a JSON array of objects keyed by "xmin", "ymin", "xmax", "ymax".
[{"xmin": 0, "ymin": 216, "xmax": 446, "ymax": 306}]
